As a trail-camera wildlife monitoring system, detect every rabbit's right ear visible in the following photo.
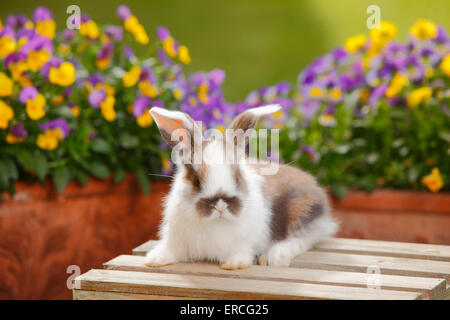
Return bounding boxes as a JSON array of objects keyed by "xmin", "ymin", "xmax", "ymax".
[
  {"xmin": 150, "ymin": 107, "xmax": 198, "ymax": 149},
  {"xmin": 228, "ymin": 104, "xmax": 282, "ymax": 132}
]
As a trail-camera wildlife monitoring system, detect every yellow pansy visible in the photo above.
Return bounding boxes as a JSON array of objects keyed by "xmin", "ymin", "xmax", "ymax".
[
  {"xmin": 35, "ymin": 20, "xmax": 56, "ymax": 39},
  {"xmin": 178, "ymin": 45, "xmax": 191, "ymax": 64},
  {"xmin": 133, "ymin": 25, "xmax": 149, "ymax": 45},
  {"xmin": 410, "ymin": 19, "xmax": 438, "ymax": 40},
  {"xmin": 49, "ymin": 62, "xmax": 76, "ymax": 86},
  {"xmin": 385, "ymin": 73, "xmax": 409, "ymax": 98},
  {"xmin": 37, "ymin": 130, "xmax": 60, "ymax": 150},
  {"xmin": 0, "ymin": 72, "xmax": 14, "ymax": 97},
  {"xmin": 370, "ymin": 21, "xmax": 397, "ymax": 49},
  {"xmin": 27, "ymin": 49, "xmax": 51, "ymax": 71},
  {"xmin": 80, "ymin": 20, "xmax": 100, "ymax": 39},
  {"xmin": 198, "ymin": 82, "xmax": 209, "ymax": 104},
  {"xmin": 71, "ymin": 106, "xmax": 81, "ymax": 118},
  {"xmin": 96, "ymin": 57, "xmax": 111, "ymax": 70},
  {"xmin": 330, "ymin": 87, "xmax": 342, "ymax": 100},
  {"xmin": 344, "ymin": 35, "xmax": 367, "ymax": 53},
  {"xmin": 272, "ymin": 110, "xmax": 283, "ymax": 119},
  {"xmin": 0, "ymin": 36, "xmax": 17, "ymax": 58},
  {"xmin": 6, "ymin": 133, "xmax": 24, "ymax": 144},
  {"xmin": 421, "ymin": 168, "xmax": 443, "ymax": 192},
  {"xmin": 162, "ymin": 36, "xmax": 176, "ymax": 58},
  {"xmin": 9, "ymin": 61, "xmax": 29, "ymax": 80},
  {"xmin": 440, "ymin": 54, "xmax": 450, "ymax": 77},
  {"xmin": 123, "ymin": 65, "xmax": 141, "ymax": 87},
  {"xmin": 26, "ymin": 93, "xmax": 46, "ymax": 120},
  {"xmin": 173, "ymin": 88, "xmax": 183, "ymax": 100},
  {"xmin": 124, "ymin": 16, "xmax": 149, "ymax": 44},
  {"xmin": 0, "ymin": 100, "xmax": 14, "ymax": 129},
  {"xmin": 407, "ymin": 87, "xmax": 432, "ymax": 108},
  {"xmin": 138, "ymin": 81, "xmax": 159, "ymax": 98},
  {"xmin": 136, "ymin": 110, "xmax": 153, "ymax": 128},
  {"xmin": 100, "ymin": 95, "xmax": 116, "ymax": 121},
  {"xmin": 309, "ymin": 87, "xmax": 324, "ymax": 98}
]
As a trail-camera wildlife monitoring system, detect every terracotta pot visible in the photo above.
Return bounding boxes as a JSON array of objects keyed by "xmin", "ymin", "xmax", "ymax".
[
  {"xmin": 0, "ymin": 176, "xmax": 169, "ymax": 300},
  {"xmin": 2, "ymin": 177, "xmax": 449, "ymax": 300},
  {"xmin": 330, "ymin": 189, "xmax": 450, "ymax": 245}
]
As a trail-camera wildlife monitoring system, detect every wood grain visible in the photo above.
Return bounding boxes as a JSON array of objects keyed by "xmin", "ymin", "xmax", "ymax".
[
  {"xmin": 291, "ymin": 251, "xmax": 450, "ymax": 281},
  {"xmin": 104, "ymin": 255, "xmax": 446, "ymax": 299},
  {"xmin": 314, "ymin": 238, "xmax": 450, "ymax": 261},
  {"xmin": 75, "ymin": 269, "xmax": 424, "ymax": 300}
]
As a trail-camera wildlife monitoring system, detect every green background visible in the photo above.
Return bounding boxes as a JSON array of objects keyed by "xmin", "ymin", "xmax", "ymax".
[{"xmin": 2, "ymin": 0, "xmax": 449, "ymax": 101}]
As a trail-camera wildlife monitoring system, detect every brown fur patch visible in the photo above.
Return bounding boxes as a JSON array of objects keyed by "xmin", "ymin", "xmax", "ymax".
[
  {"xmin": 228, "ymin": 112, "xmax": 257, "ymax": 132},
  {"xmin": 250, "ymin": 162, "xmax": 328, "ymax": 241},
  {"xmin": 231, "ymin": 164, "xmax": 247, "ymax": 193},
  {"xmin": 196, "ymin": 192, "xmax": 242, "ymax": 217}
]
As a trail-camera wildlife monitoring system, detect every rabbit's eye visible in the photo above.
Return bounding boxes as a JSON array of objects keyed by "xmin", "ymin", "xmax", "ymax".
[{"xmin": 193, "ymin": 176, "xmax": 201, "ymax": 189}]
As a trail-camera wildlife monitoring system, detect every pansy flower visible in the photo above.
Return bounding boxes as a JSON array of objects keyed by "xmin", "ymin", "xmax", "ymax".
[
  {"xmin": 117, "ymin": 5, "xmax": 149, "ymax": 44},
  {"xmin": 6, "ymin": 123, "xmax": 28, "ymax": 143},
  {"xmin": 19, "ymin": 86, "xmax": 46, "ymax": 120},
  {"xmin": 0, "ymin": 100, "xmax": 14, "ymax": 129},
  {"xmin": 33, "ymin": 6, "xmax": 56, "ymax": 39},
  {"xmin": 37, "ymin": 118, "xmax": 70, "ymax": 150}
]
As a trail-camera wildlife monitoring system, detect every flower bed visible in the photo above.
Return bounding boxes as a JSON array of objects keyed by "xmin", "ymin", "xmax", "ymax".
[{"xmin": 0, "ymin": 7, "xmax": 449, "ymax": 198}]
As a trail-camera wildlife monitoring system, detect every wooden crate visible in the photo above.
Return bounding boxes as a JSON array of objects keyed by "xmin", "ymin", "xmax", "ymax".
[{"xmin": 73, "ymin": 238, "xmax": 450, "ymax": 300}]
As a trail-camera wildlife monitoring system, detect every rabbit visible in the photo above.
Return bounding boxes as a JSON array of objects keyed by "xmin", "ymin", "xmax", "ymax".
[{"xmin": 144, "ymin": 104, "xmax": 338, "ymax": 270}]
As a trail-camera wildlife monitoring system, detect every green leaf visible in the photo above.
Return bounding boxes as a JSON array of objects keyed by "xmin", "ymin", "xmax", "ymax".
[
  {"xmin": 89, "ymin": 161, "xmax": 110, "ymax": 179},
  {"xmin": 91, "ymin": 138, "xmax": 112, "ymax": 154},
  {"xmin": 330, "ymin": 184, "xmax": 347, "ymax": 199},
  {"xmin": 0, "ymin": 160, "xmax": 9, "ymax": 189},
  {"xmin": 3, "ymin": 158, "xmax": 18, "ymax": 180},
  {"xmin": 113, "ymin": 169, "xmax": 126, "ymax": 183},
  {"xmin": 119, "ymin": 133, "xmax": 139, "ymax": 149},
  {"xmin": 135, "ymin": 167, "xmax": 150, "ymax": 195},
  {"xmin": 53, "ymin": 167, "xmax": 71, "ymax": 193},
  {"xmin": 16, "ymin": 150, "xmax": 36, "ymax": 172},
  {"xmin": 74, "ymin": 169, "xmax": 88, "ymax": 185},
  {"xmin": 34, "ymin": 153, "xmax": 48, "ymax": 181}
]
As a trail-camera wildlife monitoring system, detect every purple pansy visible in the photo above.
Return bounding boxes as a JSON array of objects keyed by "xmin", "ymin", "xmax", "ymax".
[
  {"xmin": 19, "ymin": 86, "xmax": 38, "ymax": 104},
  {"xmin": 88, "ymin": 88, "xmax": 106, "ymax": 108},
  {"xmin": 33, "ymin": 6, "xmax": 53, "ymax": 22},
  {"xmin": 39, "ymin": 118, "xmax": 70, "ymax": 138},
  {"xmin": 117, "ymin": 5, "xmax": 131, "ymax": 21},
  {"xmin": 10, "ymin": 123, "xmax": 28, "ymax": 138},
  {"xmin": 133, "ymin": 96, "xmax": 151, "ymax": 117}
]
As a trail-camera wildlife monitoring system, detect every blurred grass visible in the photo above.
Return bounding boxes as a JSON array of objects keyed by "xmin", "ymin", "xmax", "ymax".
[{"xmin": 1, "ymin": 0, "xmax": 450, "ymax": 101}]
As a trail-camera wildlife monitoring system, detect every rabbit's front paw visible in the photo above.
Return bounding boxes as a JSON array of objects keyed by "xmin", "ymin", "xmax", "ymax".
[
  {"xmin": 220, "ymin": 255, "xmax": 252, "ymax": 270},
  {"xmin": 144, "ymin": 247, "xmax": 176, "ymax": 268}
]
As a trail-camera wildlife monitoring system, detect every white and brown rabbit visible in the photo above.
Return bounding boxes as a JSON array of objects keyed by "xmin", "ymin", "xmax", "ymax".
[{"xmin": 145, "ymin": 104, "xmax": 338, "ymax": 270}]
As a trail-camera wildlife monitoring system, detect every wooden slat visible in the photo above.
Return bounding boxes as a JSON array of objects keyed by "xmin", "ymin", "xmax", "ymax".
[
  {"xmin": 74, "ymin": 269, "xmax": 424, "ymax": 300},
  {"xmin": 104, "ymin": 255, "xmax": 446, "ymax": 299},
  {"xmin": 73, "ymin": 290, "xmax": 202, "ymax": 300},
  {"xmin": 132, "ymin": 240, "xmax": 158, "ymax": 256},
  {"xmin": 314, "ymin": 238, "xmax": 450, "ymax": 262},
  {"xmin": 292, "ymin": 251, "xmax": 450, "ymax": 281},
  {"xmin": 133, "ymin": 238, "xmax": 450, "ymax": 262},
  {"xmin": 132, "ymin": 239, "xmax": 450, "ymax": 281}
]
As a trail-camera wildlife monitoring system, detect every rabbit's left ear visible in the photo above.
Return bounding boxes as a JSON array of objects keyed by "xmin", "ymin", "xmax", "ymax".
[
  {"xmin": 228, "ymin": 104, "xmax": 282, "ymax": 132},
  {"xmin": 150, "ymin": 107, "xmax": 198, "ymax": 148}
]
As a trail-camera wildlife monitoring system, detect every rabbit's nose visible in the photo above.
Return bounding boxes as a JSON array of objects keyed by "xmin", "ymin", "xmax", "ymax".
[{"xmin": 215, "ymin": 199, "xmax": 228, "ymax": 213}]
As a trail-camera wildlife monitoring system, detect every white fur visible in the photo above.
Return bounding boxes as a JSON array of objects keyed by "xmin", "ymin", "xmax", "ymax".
[
  {"xmin": 146, "ymin": 140, "xmax": 272, "ymax": 267},
  {"xmin": 264, "ymin": 214, "xmax": 339, "ymax": 267},
  {"xmin": 246, "ymin": 104, "xmax": 282, "ymax": 117},
  {"xmin": 149, "ymin": 106, "xmax": 195, "ymax": 131},
  {"xmin": 145, "ymin": 105, "xmax": 338, "ymax": 268}
]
